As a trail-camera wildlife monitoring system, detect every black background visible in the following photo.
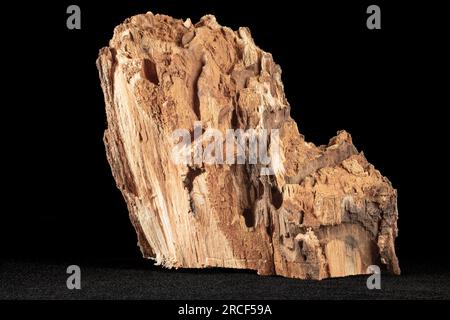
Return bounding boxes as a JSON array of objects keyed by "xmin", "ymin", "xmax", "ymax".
[{"xmin": 3, "ymin": 0, "xmax": 449, "ymax": 279}]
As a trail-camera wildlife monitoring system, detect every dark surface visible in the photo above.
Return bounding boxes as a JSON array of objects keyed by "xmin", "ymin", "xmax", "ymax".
[{"xmin": 1, "ymin": 259, "xmax": 449, "ymax": 300}]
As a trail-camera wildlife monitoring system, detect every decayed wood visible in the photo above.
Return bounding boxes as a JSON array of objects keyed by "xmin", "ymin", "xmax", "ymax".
[{"xmin": 97, "ymin": 12, "xmax": 400, "ymax": 279}]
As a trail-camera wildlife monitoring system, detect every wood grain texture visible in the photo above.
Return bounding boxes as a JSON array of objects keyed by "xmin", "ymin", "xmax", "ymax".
[{"xmin": 97, "ymin": 12, "xmax": 400, "ymax": 279}]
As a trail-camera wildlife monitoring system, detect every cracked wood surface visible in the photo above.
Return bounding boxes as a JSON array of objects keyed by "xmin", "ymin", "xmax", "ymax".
[{"xmin": 97, "ymin": 12, "xmax": 400, "ymax": 279}]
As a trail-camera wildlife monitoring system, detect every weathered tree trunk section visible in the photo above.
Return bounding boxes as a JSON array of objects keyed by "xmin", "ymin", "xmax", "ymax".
[{"xmin": 97, "ymin": 12, "xmax": 400, "ymax": 279}]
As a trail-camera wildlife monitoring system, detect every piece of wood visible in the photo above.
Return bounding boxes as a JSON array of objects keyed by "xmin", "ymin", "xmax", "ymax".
[{"xmin": 97, "ymin": 12, "xmax": 400, "ymax": 279}]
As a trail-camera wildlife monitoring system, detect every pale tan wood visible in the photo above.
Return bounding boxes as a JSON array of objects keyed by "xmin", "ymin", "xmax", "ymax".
[{"xmin": 97, "ymin": 13, "xmax": 400, "ymax": 279}]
